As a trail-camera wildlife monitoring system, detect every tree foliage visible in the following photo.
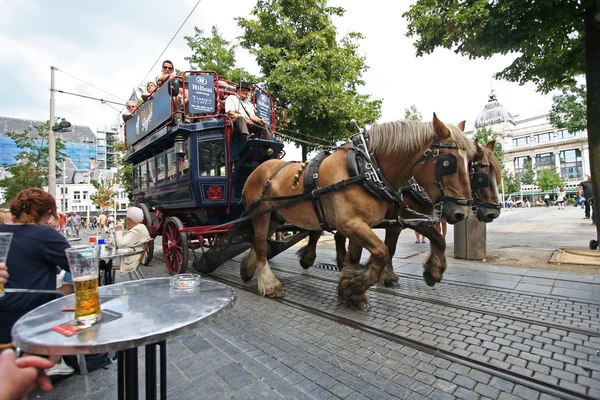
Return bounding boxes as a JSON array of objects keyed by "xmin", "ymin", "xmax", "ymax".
[
  {"xmin": 404, "ymin": 0, "xmax": 587, "ymax": 94},
  {"xmin": 90, "ymin": 178, "xmax": 116, "ymax": 211},
  {"xmin": 0, "ymin": 123, "xmax": 66, "ymax": 206},
  {"xmin": 549, "ymin": 84, "xmax": 587, "ymax": 133},
  {"xmin": 184, "ymin": 26, "xmax": 257, "ymax": 84},
  {"xmin": 536, "ymin": 168, "xmax": 564, "ymax": 191},
  {"xmin": 113, "ymin": 142, "xmax": 132, "ymax": 195},
  {"xmin": 404, "ymin": 105, "xmax": 422, "ymax": 121},
  {"xmin": 237, "ymin": 0, "xmax": 382, "ymax": 157},
  {"xmin": 502, "ymin": 170, "xmax": 520, "ymax": 195},
  {"xmin": 473, "ymin": 126, "xmax": 504, "ymax": 169},
  {"xmin": 521, "ymin": 161, "xmax": 536, "ymax": 185}
]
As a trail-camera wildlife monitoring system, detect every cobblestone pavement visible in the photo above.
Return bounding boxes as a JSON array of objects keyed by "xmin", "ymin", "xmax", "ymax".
[{"xmin": 31, "ymin": 207, "xmax": 600, "ymax": 399}]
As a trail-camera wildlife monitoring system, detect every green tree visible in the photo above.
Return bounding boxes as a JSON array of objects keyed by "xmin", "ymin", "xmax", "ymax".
[
  {"xmin": 90, "ymin": 179, "xmax": 116, "ymax": 211},
  {"xmin": 404, "ymin": 0, "xmax": 600, "ymax": 237},
  {"xmin": 502, "ymin": 170, "xmax": 520, "ymax": 195},
  {"xmin": 237, "ymin": 0, "xmax": 382, "ymax": 159},
  {"xmin": 473, "ymin": 126, "xmax": 504, "ymax": 169},
  {"xmin": 184, "ymin": 26, "xmax": 257, "ymax": 84},
  {"xmin": 113, "ymin": 142, "xmax": 132, "ymax": 195},
  {"xmin": 404, "ymin": 105, "xmax": 422, "ymax": 121},
  {"xmin": 549, "ymin": 84, "xmax": 587, "ymax": 134},
  {"xmin": 521, "ymin": 161, "xmax": 536, "ymax": 185},
  {"xmin": 0, "ymin": 123, "xmax": 66, "ymax": 205},
  {"xmin": 536, "ymin": 168, "xmax": 564, "ymax": 192}
]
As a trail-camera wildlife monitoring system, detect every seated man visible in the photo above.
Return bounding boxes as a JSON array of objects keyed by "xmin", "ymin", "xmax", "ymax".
[
  {"xmin": 225, "ymin": 81, "xmax": 271, "ymax": 142},
  {"xmin": 114, "ymin": 207, "xmax": 150, "ymax": 273}
]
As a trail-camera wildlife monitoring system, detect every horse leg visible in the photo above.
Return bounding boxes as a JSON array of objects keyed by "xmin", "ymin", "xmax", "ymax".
[
  {"xmin": 338, "ymin": 227, "xmax": 389, "ymax": 310},
  {"xmin": 379, "ymin": 227, "xmax": 403, "ymax": 288},
  {"xmin": 253, "ymin": 213, "xmax": 284, "ymax": 297},
  {"xmin": 414, "ymin": 225, "xmax": 447, "ymax": 286},
  {"xmin": 296, "ymin": 231, "xmax": 322, "ymax": 269},
  {"xmin": 334, "ymin": 232, "xmax": 348, "ymax": 270}
]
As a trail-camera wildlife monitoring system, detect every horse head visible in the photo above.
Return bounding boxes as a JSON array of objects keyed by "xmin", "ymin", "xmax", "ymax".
[
  {"xmin": 472, "ymin": 139, "xmax": 502, "ymax": 222},
  {"xmin": 412, "ymin": 114, "xmax": 475, "ymax": 224}
]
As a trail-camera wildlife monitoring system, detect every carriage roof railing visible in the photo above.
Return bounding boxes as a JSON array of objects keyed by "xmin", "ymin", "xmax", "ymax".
[{"xmin": 124, "ymin": 70, "xmax": 278, "ymax": 152}]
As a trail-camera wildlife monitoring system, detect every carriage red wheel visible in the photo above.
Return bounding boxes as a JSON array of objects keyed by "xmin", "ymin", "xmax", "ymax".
[
  {"xmin": 138, "ymin": 203, "xmax": 154, "ymax": 265},
  {"xmin": 162, "ymin": 216, "xmax": 188, "ymax": 275}
]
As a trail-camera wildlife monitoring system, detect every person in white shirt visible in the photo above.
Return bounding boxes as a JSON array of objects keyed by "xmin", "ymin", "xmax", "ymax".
[{"xmin": 225, "ymin": 81, "xmax": 271, "ymax": 141}]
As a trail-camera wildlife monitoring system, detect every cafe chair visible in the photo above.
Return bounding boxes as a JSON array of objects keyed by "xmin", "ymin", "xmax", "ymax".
[{"xmin": 111, "ymin": 238, "xmax": 154, "ymax": 282}]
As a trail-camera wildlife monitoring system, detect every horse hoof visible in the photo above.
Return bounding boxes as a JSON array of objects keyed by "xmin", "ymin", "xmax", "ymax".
[
  {"xmin": 384, "ymin": 280, "xmax": 400, "ymax": 288},
  {"xmin": 299, "ymin": 259, "xmax": 313, "ymax": 269},
  {"xmin": 423, "ymin": 271, "xmax": 437, "ymax": 287},
  {"xmin": 265, "ymin": 288, "xmax": 285, "ymax": 298}
]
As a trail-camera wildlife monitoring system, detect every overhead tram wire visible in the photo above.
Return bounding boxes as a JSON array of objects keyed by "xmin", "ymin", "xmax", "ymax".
[
  {"xmin": 133, "ymin": 0, "xmax": 203, "ymax": 91},
  {"xmin": 55, "ymin": 68, "xmax": 128, "ymax": 103},
  {"xmin": 51, "ymin": 89, "xmax": 126, "ymax": 106}
]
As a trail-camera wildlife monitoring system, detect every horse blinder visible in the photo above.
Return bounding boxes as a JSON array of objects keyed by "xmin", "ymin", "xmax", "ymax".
[
  {"xmin": 470, "ymin": 172, "xmax": 489, "ymax": 189},
  {"xmin": 435, "ymin": 153, "xmax": 457, "ymax": 177}
]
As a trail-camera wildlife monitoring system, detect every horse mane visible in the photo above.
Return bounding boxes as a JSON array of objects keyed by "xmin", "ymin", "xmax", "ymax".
[{"xmin": 368, "ymin": 120, "xmax": 476, "ymax": 157}]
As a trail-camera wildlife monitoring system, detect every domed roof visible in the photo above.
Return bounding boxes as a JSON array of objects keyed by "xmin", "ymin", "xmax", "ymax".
[{"xmin": 474, "ymin": 90, "xmax": 516, "ymax": 128}]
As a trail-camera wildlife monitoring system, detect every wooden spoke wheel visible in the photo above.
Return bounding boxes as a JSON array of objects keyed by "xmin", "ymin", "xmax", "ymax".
[
  {"xmin": 138, "ymin": 203, "xmax": 154, "ymax": 265},
  {"xmin": 162, "ymin": 216, "xmax": 188, "ymax": 275}
]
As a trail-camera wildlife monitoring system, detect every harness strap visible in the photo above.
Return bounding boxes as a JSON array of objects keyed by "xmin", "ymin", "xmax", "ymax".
[
  {"xmin": 244, "ymin": 161, "xmax": 298, "ymax": 214},
  {"xmin": 304, "ymin": 151, "xmax": 333, "ymax": 231}
]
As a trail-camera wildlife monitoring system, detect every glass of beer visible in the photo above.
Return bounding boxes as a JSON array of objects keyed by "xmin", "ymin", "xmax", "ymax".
[
  {"xmin": 65, "ymin": 245, "xmax": 101, "ymax": 325},
  {"xmin": 0, "ymin": 232, "xmax": 13, "ymax": 298}
]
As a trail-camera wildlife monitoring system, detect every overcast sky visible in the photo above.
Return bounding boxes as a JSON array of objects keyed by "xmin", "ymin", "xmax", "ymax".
[{"xmin": 1, "ymin": 0, "xmax": 556, "ymax": 141}]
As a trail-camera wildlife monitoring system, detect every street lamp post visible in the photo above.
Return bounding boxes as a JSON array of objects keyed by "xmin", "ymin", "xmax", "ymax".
[{"xmin": 48, "ymin": 66, "xmax": 56, "ymax": 197}]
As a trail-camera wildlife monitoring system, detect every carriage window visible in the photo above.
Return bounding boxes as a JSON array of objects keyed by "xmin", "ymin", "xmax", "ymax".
[
  {"xmin": 147, "ymin": 158, "xmax": 156, "ymax": 188},
  {"xmin": 179, "ymin": 143, "xmax": 190, "ymax": 177},
  {"xmin": 167, "ymin": 150, "xmax": 177, "ymax": 182},
  {"xmin": 133, "ymin": 164, "xmax": 139, "ymax": 190},
  {"xmin": 156, "ymin": 154, "xmax": 165, "ymax": 184},
  {"xmin": 140, "ymin": 161, "xmax": 148, "ymax": 188},
  {"xmin": 198, "ymin": 139, "xmax": 226, "ymax": 177}
]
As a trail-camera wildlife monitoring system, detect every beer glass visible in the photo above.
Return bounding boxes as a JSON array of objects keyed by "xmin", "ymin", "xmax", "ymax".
[
  {"xmin": 0, "ymin": 232, "xmax": 13, "ymax": 298},
  {"xmin": 65, "ymin": 245, "xmax": 101, "ymax": 324}
]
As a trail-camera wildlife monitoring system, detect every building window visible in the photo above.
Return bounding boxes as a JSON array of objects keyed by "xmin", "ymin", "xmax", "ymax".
[
  {"xmin": 120, "ymin": 204, "xmax": 127, "ymax": 210},
  {"xmin": 140, "ymin": 161, "xmax": 148, "ymax": 188},
  {"xmin": 198, "ymin": 139, "xmax": 226, "ymax": 177},
  {"xmin": 559, "ymin": 149, "xmax": 583, "ymax": 180},
  {"xmin": 535, "ymin": 132, "xmax": 551, "ymax": 143},
  {"xmin": 83, "ymin": 191, "xmax": 88, "ymax": 200},
  {"xmin": 535, "ymin": 153, "xmax": 555, "ymax": 170},
  {"xmin": 61, "ymin": 187, "xmax": 68, "ymax": 195},
  {"xmin": 73, "ymin": 191, "xmax": 81, "ymax": 200},
  {"xmin": 514, "ymin": 156, "xmax": 531, "ymax": 179},
  {"xmin": 513, "ymin": 137, "xmax": 529, "ymax": 147},
  {"xmin": 559, "ymin": 129, "xmax": 577, "ymax": 139}
]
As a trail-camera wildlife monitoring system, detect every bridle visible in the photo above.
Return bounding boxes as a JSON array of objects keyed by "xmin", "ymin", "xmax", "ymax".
[
  {"xmin": 412, "ymin": 135, "xmax": 473, "ymax": 220},
  {"xmin": 469, "ymin": 151, "xmax": 502, "ymax": 211}
]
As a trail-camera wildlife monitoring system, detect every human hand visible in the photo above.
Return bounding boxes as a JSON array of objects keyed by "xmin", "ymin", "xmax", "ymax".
[
  {"xmin": 115, "ymin": 224, "xmax": 124, "ymax": 232},
  {"xmin": 0, "ymin": 263, "xmax": 7, "ymax": 285},
  {"xmin": 0, "ymin": 349, "xmax": 54, "ymax": 400}
]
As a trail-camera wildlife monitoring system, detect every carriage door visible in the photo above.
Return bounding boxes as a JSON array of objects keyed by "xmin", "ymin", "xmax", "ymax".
[{"xmin": 197, "ymin": 137, "xmax": 228, "ymax": 206}]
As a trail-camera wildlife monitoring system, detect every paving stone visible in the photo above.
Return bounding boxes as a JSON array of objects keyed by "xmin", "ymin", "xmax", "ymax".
[
  {"xmin": 175, "ymin": 348, "xmax": 231, "ymax": 380},
  {"xmin": 315, "ymin": 374, "xmax": 339, "ymax": 390},
  {"xmin": 433, "ymin": 379, "xmax": 457, "ymax": 394},
  {"xmin": 489, "ymin": 377, "xmax": 514, "ymax": 393},
  {"xmin": 168, "ymin": 371, "xmax": 234, "ymax": 400},
  {"xmin": 232, "ymin": 381, "xmax": 285, "ymax": 400},
  {"xmin": 453, "ymin": 387, "xmax": 479, "ymax": 400}
]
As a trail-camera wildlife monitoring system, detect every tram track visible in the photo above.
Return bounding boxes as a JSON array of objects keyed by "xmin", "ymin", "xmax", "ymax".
[
  {"xmin": 153, "ymin": 254, "xmax": 598, "ymax": 399},
  {"xmin": 269, "ymin": 262, "xmax": 600, "ymax": 338}
]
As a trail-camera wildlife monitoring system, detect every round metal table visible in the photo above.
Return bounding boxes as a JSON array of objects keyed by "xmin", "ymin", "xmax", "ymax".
[
  {"xmin": 98, "ymin": 247, "xmax": 146, "ymax": 284},
  {"xmin": 11, "ymin": 277, "xmax": 235, "ymax": 400}
]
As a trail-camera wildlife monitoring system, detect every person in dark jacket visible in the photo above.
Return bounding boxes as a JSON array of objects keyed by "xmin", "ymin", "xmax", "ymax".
[{"xmin": 0, "ymin": 188, "xmax": 70, "ymax": 344}]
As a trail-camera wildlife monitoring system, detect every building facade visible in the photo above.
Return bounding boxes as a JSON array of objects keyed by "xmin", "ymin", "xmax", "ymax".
[{"xmin": 470, "ymin": 92, "xmax": 589, "ymax": 199}]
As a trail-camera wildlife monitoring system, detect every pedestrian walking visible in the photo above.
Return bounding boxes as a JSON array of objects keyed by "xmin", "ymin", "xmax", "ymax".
[
  {"xmin": 557, "ymin": 188, "xmax": 566, "ymax": 210},
  {"xmin": 579, "ymin": 175, "xmax": 594, "ymax": 220}
]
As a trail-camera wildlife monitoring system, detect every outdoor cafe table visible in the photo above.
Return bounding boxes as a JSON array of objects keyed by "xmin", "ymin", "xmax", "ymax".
[
  {"xmin": 98, "ymin": 247, "xmax": 146, "ymax": 285},
  {"xmin": 11, "ymin": 277, "xmax": 235, "ymax": 400}
]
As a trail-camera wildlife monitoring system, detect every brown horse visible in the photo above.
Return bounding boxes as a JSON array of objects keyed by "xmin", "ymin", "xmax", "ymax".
[
  {"xmin": 241, "ymin": 114, "xmax": 475, "ymax": 310},
  {"xmin": 331, "ymin": 139, "xmax": 502, "ymax": 288}
]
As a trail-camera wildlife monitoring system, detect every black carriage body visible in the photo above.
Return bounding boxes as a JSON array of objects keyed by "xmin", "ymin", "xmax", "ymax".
[{"xmin": 122, "ymin": 71, "xmax": 293, "ymax": 274}]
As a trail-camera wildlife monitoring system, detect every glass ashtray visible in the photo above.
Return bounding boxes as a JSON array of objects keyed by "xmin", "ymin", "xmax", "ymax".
[{"xmin": 170, "ymin": 274, "xmax": 201, "ymax": 289}]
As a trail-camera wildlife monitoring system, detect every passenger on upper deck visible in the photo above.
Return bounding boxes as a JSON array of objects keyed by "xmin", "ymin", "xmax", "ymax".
[
  {"xmin": 122, "ymin": 101, "xmax": 138, "ymax": 122},
  {"xmin": 225, "ymin": 81, "xmax": 271, "ymax": 141},
  {"xmin": 156, "ymin": 60, "xmax": 175, "ymax": 87},
  {"xmin": 141, "ymin": 81, "xmax": 157, "ymax": 101}
]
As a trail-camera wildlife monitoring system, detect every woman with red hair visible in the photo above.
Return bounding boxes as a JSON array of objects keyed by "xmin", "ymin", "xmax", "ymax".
[{"xmin": 0, "ymin": 188, "xmax": 71, "ymax": 345}]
